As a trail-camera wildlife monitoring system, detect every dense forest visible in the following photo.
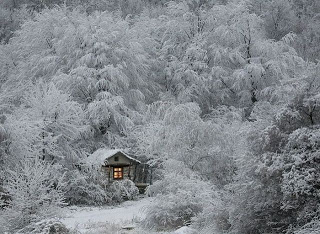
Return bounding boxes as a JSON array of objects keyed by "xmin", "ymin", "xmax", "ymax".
[{"xmin": 0, "ymin": 0, "xmax": 320, "ymax": 233}]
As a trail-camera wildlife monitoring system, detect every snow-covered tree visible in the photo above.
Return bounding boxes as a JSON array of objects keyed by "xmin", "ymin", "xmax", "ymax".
[
  {"xmin": 143, "ymin": 159, "xmax": 223, "ymax": 231},
  {"xmin": 133, "ymin": 102, "xmax": 243, "ymax": 187},
  {"xmin": 5, "ymin": 81, "xmax": 85, "ymax": 163},
  {"xmin": 0, "ymin": 158, "xmax": 65, "ymax": 233},
  {"xmin": 208, "ymin": 1, "xmax": 303, "ymax": 113},
  {"xmin": 1, "ymin": 1, "xmax": 320, "ymax": 233},
  {"xmin": 228, "ymin": 62, "xmax": 320, "ymax": 233}
]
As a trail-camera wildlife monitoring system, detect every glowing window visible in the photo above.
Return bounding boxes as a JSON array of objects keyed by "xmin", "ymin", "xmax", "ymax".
[{"xmin": 113, "ymin": 167, "xmax": 123, "ymax": 179}]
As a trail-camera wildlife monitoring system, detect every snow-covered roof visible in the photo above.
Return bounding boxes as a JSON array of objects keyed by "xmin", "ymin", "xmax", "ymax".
[{"xmin": 86, "ymin": 148, "xmax": 141, "ymax": 165}]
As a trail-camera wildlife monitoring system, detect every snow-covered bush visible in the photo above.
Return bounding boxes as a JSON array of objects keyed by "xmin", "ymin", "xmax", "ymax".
[
  {"xmin": 64, "ymin": 169, "xmax": 109, "ymax": 206},
  {"xmin": 0, "ymin": 158, "xmax": 66, "ymax": 232},
  {"xmin": 280, "ymin": 127, "xmax": 320, "ymax": 226},
  {"xmin": 108, "ymin": 179, "xmax": 139, "ymax": 203},
  {"xmin": 143, "ymin": 191, "xmax": 204, "ymax": 230},
  {"xmin": 65, "ymin": 164, "xmax": 139, "ymax": 206},
  {"xmin": 229, "ymin": 100, "xmax": 320, "ymax": 234},
  {"xmin": 193, "ymin": 190, "xmax": 231, "ymax": 234},
  {"xmin": 289, "ymin": 218, "xmax": 320, "ymax": 234},
  {"xmin": 17, "ymin": 219, "xmax": 70, "ymax": 234},
  {"xmin": 143, "ymin": 161, "xmax": 222, "ymax": 231}
]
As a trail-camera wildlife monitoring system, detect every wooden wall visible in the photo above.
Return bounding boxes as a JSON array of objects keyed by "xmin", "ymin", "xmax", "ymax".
[
  {"xmin": 102, "ymin": 165, "xmax": 135, "ymax": 183},
  {"xmin": 101, "ymin": 164, "xmax": 153, "ymax": 185}
]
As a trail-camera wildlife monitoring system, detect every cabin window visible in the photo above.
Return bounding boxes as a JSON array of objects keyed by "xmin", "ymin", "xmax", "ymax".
[
  {"xmin": 113, "ymin": 167, "xmax": 123, "ymax": 179},
  {"xmin": 114, "ymin": 156, "xmax": 119, "ymax": 161}
]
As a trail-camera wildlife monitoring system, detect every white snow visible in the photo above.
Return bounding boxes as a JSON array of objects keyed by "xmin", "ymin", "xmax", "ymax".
[
  {"xmin": 60, "ymin": 197, "xmax": 153, "ymax": 233},
  {"xmin": 174, "ymin": 226, "xmax": 196, "ymax": 234},
  {"xmin": 59, "ymin": 197, "xmax": 196, "ymax": 233},
  {"xmin": 85, "ymin": 148, "xmax": 141, "ymax": 165}
]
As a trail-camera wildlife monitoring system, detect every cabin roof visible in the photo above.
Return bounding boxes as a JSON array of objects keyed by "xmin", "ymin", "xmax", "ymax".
[{"xmin": 86, "ymin": 148, "xmax": 141, "ymax": 165}]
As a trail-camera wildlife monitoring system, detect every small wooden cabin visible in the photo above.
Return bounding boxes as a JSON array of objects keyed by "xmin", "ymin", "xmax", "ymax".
[{"xmin": 87, "ymin": 149, "xmax": 141, "ymax": 183}]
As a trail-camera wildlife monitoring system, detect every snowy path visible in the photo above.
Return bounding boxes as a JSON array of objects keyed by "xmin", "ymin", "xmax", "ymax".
[{"xmin": 60, "ymin": 197, "xmax": 154, "ymax": 233}]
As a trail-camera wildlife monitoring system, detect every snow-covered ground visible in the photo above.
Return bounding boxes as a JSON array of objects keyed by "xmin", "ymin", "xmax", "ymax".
[
  {"xmin": 59, "ymin": 197, "xmax": 195, "ymax": 234},
  {"xmin": 60, "ymin": 197, "xmax": 152, "ymax": 233}
]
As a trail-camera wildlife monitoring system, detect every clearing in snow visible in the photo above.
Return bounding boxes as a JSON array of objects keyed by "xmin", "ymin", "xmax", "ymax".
[
  {"xmin": 59, "ymin": 197, "xmax": 195, "ymax": 233},
  {"xmin": 60, "ymin": 197, "xmax": 154, "ymax": 233}
]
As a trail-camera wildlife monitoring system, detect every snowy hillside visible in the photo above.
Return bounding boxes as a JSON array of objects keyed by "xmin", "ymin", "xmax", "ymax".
[{"xmin": 1, "ymin": 0, "xmax": 320, "ymax": 233}]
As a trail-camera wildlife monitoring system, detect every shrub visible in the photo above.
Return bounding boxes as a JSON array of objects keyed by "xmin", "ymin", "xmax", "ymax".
[
  {"xmin": 0, "ymin": 159, "xmax": 65, "ymax": 232},
  {"xmin": 142, "ymin": 190, "xmax": 204, "ymax": 230},
  {"xmin": 142, "ymin": 165, "xmax": 222, "ymax": 231},
  {"xmin": 64, "ymin": 169, "xmax": 109, "ymax": 206},
  {"xmin": 108, "ymin": 179, "xmax": 139, "ymax": 203},
  {"xmin": 17, "ymin": 219, "xmax": 71, "ymax": 234},
  {"xmin": 288, "ymin": 218, "xmax": 320, "ymax": 234}
]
